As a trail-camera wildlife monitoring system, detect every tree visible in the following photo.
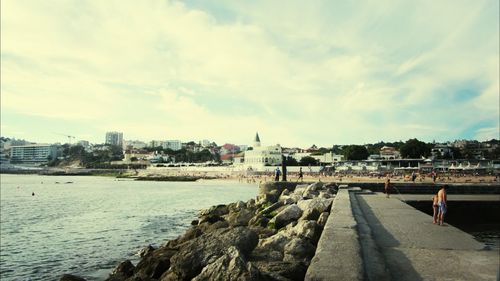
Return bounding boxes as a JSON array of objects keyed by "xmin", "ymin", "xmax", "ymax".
[
  {"xmin": 283, "ymin": 156, "xmax": 299, "ymax": 166},
  {"xmin": 343, "ymin": 145, "xmax": 369, "ymax": 160},
  {"xmin": 400, "ymin": 139, "xmax": 430, "ymax": 159},
  {"xmin": 299, "ymin": 156, "xmax": 318, "ymax": 166}
]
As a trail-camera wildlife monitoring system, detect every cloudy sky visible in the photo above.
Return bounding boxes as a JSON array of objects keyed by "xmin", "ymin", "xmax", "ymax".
[{"xmin": 1, "ymin": 0, "xmax": 499, "ymax": 147}]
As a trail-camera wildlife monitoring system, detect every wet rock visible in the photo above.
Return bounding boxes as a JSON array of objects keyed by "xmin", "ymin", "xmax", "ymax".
[
  {"xmin": 167, "ymin": 227, "xmax": 258, "ymax": 280},
  {"xmin": 60, "ymin": 274, "xmax": 87, "ymax": 281},
  {"xmin": 283, "ymin": 238, "xmax": 316, "ymax": 264},
  {"xmin": 165, "ymin": 226, "xmax": 203, "ymax": 248},
  {"xmin": 269, "ymin": 205, "xmax": 302, "ymax": 229},
  {"xmin": 138, "ymin": 245, "xmax": 156, "ymax": 258},
  {"xmin": 198, "ymin": 214, "xmax": 225, "ymax": 225},
  {"xmin": 317, "ymin": 212, "xmax": 329, "ymax": 227},
  {"xmin": 133, "ymin": 248, "xmax": 177, "ymax": 280},
  {"xmin": 192, "ymin": 246, "xmax": 261, "ymax": 281},
  {"xmin": 199, "ymin": 204, "xmax": 229, "ymax": 217},
  {"xmin": 104, "ymin": 260, "xmax": 135, "ymax": 281}
]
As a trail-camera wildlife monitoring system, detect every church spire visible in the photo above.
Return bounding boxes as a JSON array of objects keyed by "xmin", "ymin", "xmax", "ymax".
[{"xmin": 254, "ymin": 132, "xmax": 261, "ymax": 147}]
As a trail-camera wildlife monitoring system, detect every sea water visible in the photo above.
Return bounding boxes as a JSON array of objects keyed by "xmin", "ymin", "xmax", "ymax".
[{"xmin": 0, "ymin": 174, "xmax": 257, "ymax": 281}]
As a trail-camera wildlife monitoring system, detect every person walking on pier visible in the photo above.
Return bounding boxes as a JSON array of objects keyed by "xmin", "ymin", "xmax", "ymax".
[
  {"xmin": 384, "ymin": 174, "xmax": 391, "ymax": 198},
  {"xmin": 437, "ymin": 185, "xmax": 448, "ymax": 225}
]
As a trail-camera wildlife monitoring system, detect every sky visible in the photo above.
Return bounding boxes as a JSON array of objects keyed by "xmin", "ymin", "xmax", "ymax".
[{"xmin": 1, "ymin": 0, "xmax": 499, "ymax": 147}]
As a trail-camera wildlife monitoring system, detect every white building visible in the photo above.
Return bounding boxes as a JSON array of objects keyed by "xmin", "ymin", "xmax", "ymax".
[
  {"xmin": 163, "ymin": 140, "xmax": 182, "ymax": 151},
  {"xmin": 244, "ymin": 133, "xmax": 282, "ymax": 167},
  {"xmin": 10, "ymin": 144, "xmax": 59, "ymax": 164},
  {"xmin": 431, "ymin": 144, "xmax": 453, "ymax": 158},
  {"xmin": 312, "ymin": 153, "xmax": 344, "ymax": 164},
  {"xmin": 379, "ymin": 146, "xmax": 401, "ymax": 160},
  {"xmin": 201, "ymin": 139, "xmax": 211, "ymax": 147},
  {"xmin": 105, "ymin": 132, "xmax": 123, "ymax": 147},
  {"xmin": 124, "ymin": 140, "xmax": 148, "ymax": 149}
]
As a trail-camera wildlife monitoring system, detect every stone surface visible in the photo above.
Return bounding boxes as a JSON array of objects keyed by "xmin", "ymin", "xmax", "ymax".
[
  {"xmin": 316, "ymin": 212, "xmax": 329, "ymax": 227},
  {"xmin": 167, "ymin": 227, "xmax": 258, "ymax": 280},
  {"xmin": 192, "ymin": 246, "xmax": 261, "ymax": 281},
  {"xmin": 199, "ymin": 204, "xmax": 229, "ymax": 217},
  {"xmin": 283, "ymin": 238, "xmax": 316, "ymax": 264},
  {"xmin": 289, "ymin": 220, "xmax": 321, "ymax": 245},
  {"xmin": 226, "ymin": 208, "xmax": 254, "ymax": 227},
  {"xmin": 270, "ymin": 204, "xmax": 303, "ymax": 229}
]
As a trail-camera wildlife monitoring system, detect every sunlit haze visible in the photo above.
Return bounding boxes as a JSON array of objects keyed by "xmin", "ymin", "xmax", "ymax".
[{"xmin": 1, "ymin": 0, "xmax": 499, "ymax": 147}]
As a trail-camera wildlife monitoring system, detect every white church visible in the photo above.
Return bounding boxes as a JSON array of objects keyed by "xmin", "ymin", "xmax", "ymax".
[{"xmin": 244, "ymin": 133, "xmax": 282, "ymax": 168}]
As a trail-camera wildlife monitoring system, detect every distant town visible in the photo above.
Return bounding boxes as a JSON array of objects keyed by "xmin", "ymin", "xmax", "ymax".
[{"xmin": 1, "ymin": 132, "xmax": 499, "ymax": 174}]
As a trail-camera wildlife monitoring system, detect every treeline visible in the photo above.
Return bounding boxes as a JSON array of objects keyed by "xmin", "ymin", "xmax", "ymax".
[
  {"xmin": 48, "ymin": 144, "xmax": 124, "ymax": 167},
  {"xmin": 140, "ymin": 146, "xmax": 220, "ymax": 163},
  {"xmin": 310, "ymin": 138, "xmax": 500, "ymax": 161}
]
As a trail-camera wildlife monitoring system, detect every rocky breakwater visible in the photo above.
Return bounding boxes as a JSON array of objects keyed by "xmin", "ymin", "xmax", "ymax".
[{"xmin": 62, "ymin": 182, "xmax": 338, "ymax": 281}]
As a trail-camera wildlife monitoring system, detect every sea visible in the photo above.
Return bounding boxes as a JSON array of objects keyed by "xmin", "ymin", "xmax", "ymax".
[{"xmin": 0, "ymin": 174, "xmax": 258, "ymax": 281}]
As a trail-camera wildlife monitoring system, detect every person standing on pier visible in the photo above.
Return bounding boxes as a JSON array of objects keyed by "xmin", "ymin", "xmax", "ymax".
[
  {"xmin": 384, "ymin": 174, "xmax": 391, "ymax": 198},
  {"xmin": 432, "ymin": 194, "xmax": 439, "ymax": 224},
  {"xmin": 437, "ymin": 185, "xmax": 448, "ymax": 225}
]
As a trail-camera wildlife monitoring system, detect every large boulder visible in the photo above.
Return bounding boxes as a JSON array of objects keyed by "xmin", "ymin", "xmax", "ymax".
[
  {"xmin": 293, "ymin": 185, "xmax": 308, "ymax": 196},
  {"xmin": 198, "ymin": 220, "xmax": 229, "ymax": 233},
  {"xmin": 165, "ymin": 226, "xmax": 203, "ymax": 248},
  {"xmin": 254, "ymin": 261, "xmax": 308, "ymax": 281},
  {"xmin": 108, "ymin": 260, "xmax": 135, "ymax": 280},
  {"xmin": 256, "ymin": 233, "xmax": 291, "ymax": 253},
  {"xmin": 317, "ymin": 212, "xmax": 329, "ymax": 227},
  {"xmin": 192, "ymin": 246, "xmax": 261, "ymax": 281},
  {"xmin": 198, "ymin": 214, "xmax": 225, "ymax": 225},
  {"xmin": 167, "ymin": 227, "xmax": 258, "ymax": 280},
  {"xmin": 259, "ymin": 201, "xmax": 284, "ymax": 216},
  {"xmin": 283, "ymin": 238, "xmax": 316, "ymax": 264},
  {"xmin": 269, "ymin": 205, "xmax": 303, "ymax": 229},
  {"xmin": 226, "ymin": 208, "xmax": 255, "ymax": 227},
  {"xmin": 132, "ymin": 247, "xmax": 177, "ymax": 280},
  {"xmin": 289, "ymin": 220, "xmax": 321, "ymax": 245},
  {"xmin": 199, "ymin": 204, "xmax": 229, "ymax": 217},
  {"xmin": 248, "ymin": 214, "xmax": 270, "ymax": 228},
  {"xmin": 297, "ymin": 198, "xmax": 333, "ymax": 221},
  {"xmin": 229, "ymin": 201, "xmax": 247, "ymax": 212}
]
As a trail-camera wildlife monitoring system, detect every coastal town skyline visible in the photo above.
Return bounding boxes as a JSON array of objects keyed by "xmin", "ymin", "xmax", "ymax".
[{"xmin": 1, "ymin": 1, "xmax": 499, "ymax": 147}]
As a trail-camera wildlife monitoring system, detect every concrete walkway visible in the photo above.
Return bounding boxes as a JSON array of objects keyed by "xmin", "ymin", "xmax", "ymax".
[{"xmin": 306, "ymin": 188, "xmax": 499, "ymax": 281}]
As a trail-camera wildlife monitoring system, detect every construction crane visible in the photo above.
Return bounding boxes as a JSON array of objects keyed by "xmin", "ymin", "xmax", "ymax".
[{"xmin": 53, "ymin": 133, "xmax": 77, "ymax": 144}]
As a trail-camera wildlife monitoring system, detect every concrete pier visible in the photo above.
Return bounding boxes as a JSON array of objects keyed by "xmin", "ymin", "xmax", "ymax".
[{"xmin": 306, "ymin": 187, "xmax": 500, "ymax": 280}]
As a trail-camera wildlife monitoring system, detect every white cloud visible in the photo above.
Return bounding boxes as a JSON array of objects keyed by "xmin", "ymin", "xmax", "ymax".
[{"xmin": 1, "ymin": 0, "xmax": 498, "ymax": 146}]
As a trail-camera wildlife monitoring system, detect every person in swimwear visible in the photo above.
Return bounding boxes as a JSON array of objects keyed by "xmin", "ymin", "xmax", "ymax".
[
  {"xmin": 384, "ymin": 174, "xmax": 391, "ymax": 198},
  {"xmin": 437, "ymin": 185, "xmax": 448, "ymax": 225},
  {"xmin": 432, "ymin": 194, "xmax": 439, "ymax": 224}
]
